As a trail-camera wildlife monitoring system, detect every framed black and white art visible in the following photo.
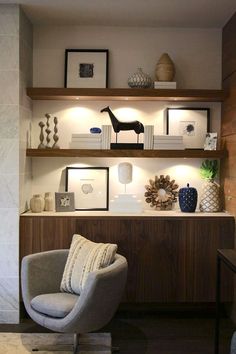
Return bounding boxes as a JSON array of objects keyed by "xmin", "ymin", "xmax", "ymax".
[
  {"xmin": 55, "ymin": 192, "xmax": 75, "ymax": 212},
  {"xmin": 166, "ymin": 107, "xmax": 210, "ymax": 149},
  {"xmin": 64, "ymin": 49, "xmax": 109, "ymax": 88},
  {"xmin": 65, "ymin": 167, "xmax": 109, "ymax": 211}
]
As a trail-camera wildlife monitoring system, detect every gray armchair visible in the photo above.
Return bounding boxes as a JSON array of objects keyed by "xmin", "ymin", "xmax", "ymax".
[{"xmin": 21, "ymin": 249, "xmax": 128, "ymax": 353}]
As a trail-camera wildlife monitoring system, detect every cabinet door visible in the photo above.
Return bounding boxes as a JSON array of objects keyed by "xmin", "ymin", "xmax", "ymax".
[
  {"xmin": 20, "ymin": 216, "xmax": 77, "ymax": 258},
  {"xmin": 20, "ymin": 215, "xmax": 234, "ymax": 303}
]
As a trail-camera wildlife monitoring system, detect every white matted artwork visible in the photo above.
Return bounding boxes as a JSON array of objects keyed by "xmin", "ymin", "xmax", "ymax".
[
  {"xmin": 166, "ymin": 108, "xmax": 210, "ymax": 149},
  {"xmin": 64, "ymin": 49, "xmax": 108, "ymax": 88},
  {"xmin": 204, "ymin": 132, "xmax": 218, "ymax": 150},
  {"xmin": 55, "ymin": 192, "xmax": 75, "ymax": 212},
  {"xmin": 66, "ymin": 167, "xmax": 109, "ymax": 210}
]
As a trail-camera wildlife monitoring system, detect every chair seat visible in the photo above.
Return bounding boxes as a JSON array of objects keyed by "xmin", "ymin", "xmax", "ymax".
[{"xmin": 31, "ymin": 292, "xmax": 79, "ymax": 318}]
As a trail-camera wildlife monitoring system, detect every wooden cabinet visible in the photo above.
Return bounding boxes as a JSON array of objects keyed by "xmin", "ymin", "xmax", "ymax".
[{"xmin": 20, "ymin": 213, "xmax": 235, "ymax": 303}]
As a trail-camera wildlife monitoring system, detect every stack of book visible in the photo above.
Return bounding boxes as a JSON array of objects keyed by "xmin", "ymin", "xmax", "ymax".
[
  {"xmin": 101, "ymin": 125, "xmax": 112, "ymax": 150},
  {"xmin": 154, "ymin": 81, "xmax": 177, "ymax": 89},
  {"xmin": 144, "ymin": 125, "xmax": 154, "ymax": 149},
  {"xmin": 69, "ymin": 133, "xmax": 102, "ymax": 149},
  {"xmin": 153, "ymin": 135, "xmax": 185, "ymax": 150}
]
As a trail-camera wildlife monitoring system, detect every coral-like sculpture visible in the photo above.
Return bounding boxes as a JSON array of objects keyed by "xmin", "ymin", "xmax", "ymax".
[{"xmin": 144, "ymin": 175, "xmax": 178, "ymax": 210}]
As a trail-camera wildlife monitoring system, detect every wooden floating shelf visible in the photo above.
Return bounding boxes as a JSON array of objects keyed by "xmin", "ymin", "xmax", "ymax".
[
  {"xmin": 26, "ymin": 88, "xmax": 225, "ymax": 102},
  {"xmin": 26, "ymin": 149, "xmax": 227, "ymax": 158}
]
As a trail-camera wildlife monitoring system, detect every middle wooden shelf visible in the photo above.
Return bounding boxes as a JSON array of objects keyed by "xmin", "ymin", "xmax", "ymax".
[{"xmin": 26, "ymin": 148, "xmax": 227, "ymax": 158}]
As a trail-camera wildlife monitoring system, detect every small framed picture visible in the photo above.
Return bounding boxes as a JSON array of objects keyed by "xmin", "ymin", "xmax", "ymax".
[
  {"xmin": 55, "ymin": 192, "xmax": 75, "ymax": 212},
  {"xmin": 65, "ymin": 167, "xmax": 109, "ymax": 211},
  {"xmin": 166, "ymin": 107, "xmax": 210, "ymax": 149},
  {"xmin": 204, "ymin": 132, "xmax": 218, "ymax": 150},
  {"xmin": 64, "ymin": 49, "xmax": 109, "ymax": 88}
]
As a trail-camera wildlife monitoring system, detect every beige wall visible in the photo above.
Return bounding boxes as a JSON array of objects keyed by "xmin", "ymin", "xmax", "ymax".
[
  {"xmin": 33, "ymin": 25, "xmax": 222, "ymax": 89},
  {"xmin": 30, "ymin": 25, "xmax": 223, "ymax": 211}
]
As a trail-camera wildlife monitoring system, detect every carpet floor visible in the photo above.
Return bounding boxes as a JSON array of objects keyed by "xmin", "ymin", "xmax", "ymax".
[{"xmin": 0, "ymin": 332, "xmax": 111, "ymax": 354}]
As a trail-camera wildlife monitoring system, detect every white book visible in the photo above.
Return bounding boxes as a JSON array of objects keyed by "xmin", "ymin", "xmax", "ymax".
[
  {"xmin": 154, "ymin": 135, "xmax": 183, "ymax": 140},
  {"xmin": 71, "ymin": 134, "xmax": 101, "ymax": 141},
  {"xmin": 153, "ymin": 139, "xmax": 183, "ymax": 144},
  {"xmin": 101, "ymin": 125, "xmax": 112, "ymax": 150},
  {"xmin": 144, "ymin": 125, "xmax": 154, "ymax": 150},
  {"xmin": 72, "ymin": 133, "xmax": 101, "ymax": 138},
  {"xmin": 71, "ymin": 137, "xmax": 101, "ymax": 142},
  {"xmin": 153, "ymin": 144, "xmax": 185, "ymax": 150},
  {"xmin": 154, "ymin": 81, "xmax": 177, "ymax": 89}
]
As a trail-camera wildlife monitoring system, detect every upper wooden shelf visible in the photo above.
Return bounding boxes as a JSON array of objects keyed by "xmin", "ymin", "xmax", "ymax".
[
  {"xmin": 26, "ymin": 149, "xmax": 227, "ymax": 159},
  {"xmin": 26, "ymin": 88, "xmax": 225, "ymax": 102}
]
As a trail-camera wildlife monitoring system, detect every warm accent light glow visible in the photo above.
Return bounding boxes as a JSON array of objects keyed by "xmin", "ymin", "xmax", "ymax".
[{"xmin": 114, "ymin": 107, "xmax": 141, "ymax": 122}]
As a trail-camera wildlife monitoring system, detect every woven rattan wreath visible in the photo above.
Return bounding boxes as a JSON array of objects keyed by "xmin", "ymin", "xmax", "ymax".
[{"xmin": 144, "ymin": 175, "xmax": 179, "ymax": 210}]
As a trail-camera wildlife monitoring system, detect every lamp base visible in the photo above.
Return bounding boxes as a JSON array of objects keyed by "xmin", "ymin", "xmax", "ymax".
[{"xmin": 110, "ymin": 194, "xmax": 142, "ymax": 213}]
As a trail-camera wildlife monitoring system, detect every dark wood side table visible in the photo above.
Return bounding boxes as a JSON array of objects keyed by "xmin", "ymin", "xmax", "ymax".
[{"xmin": 215, "ymin": 249, "xmax": 236, "ymax": 354}]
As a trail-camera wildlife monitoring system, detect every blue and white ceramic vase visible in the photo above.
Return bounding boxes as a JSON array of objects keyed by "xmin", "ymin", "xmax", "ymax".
[{"xmin": 178, "ymin": 183, "xmax": 198, "ymax": 212}]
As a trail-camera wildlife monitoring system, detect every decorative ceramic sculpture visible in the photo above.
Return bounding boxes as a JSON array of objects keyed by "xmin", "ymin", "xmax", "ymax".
[
  {"xmin": 52, "ymin": 116, "xmax": 60, "ymax": 149},
  {"xmin": 144, "ymin": 175, "xmax": 178, "ymax": 210},
  {"xmin": 100, "ymin": 106, "xmax": 144, "ymax": 143},
  {"xmin": 90, "ymin": 127, "xmax": 102, "ymax": 134},
  {"xmin": 128, "ymin": 67, "xmax": 152, "ymax": 88},
  {"xmin": 179, "ymin": 183, "xmax": 198, "ymax": 212},
  {"xmin": 45, "ymin": 113, "xmax": 51, "ymax": 149},
  {"xmin": 44, "ymin": 192, "xmax": 54, "ymax": 211},
  {"xmin": 155, "ymin": 53, "xmax": 175, "ymax": 81},
  {"xmin": 199, "ymin": 159, "xmax": 221, "ymax": 212},
  {"xmin": 110, "ymin": 162, "xmax": 142, "ymax": 213},
  {"xmin": 38, "ymin": 121, "xmax": 46, "ymax": 149},
  {"xmin": 30, "ymin": 194, "xmax": 45, "ymax": 213},
  {"xmin": 118, "ymin": 162, "xmax": 133, "ymax": 193}
]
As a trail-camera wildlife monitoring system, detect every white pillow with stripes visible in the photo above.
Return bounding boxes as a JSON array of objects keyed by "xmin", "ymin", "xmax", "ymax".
[{"xmin": 60, "ymin": 234, "xmax": 117, "ymax": 295}]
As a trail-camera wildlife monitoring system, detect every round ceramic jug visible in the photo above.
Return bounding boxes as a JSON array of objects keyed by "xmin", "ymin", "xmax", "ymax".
[
  {"xmin": 30, "ymin": 194, "xmax": 45, "ymax": 213},
  {"xmin": 178, "ymin": 183, "xmax": 198, "ymax": 212},
  {"xmin": 44, "ymin": 192, "xmax": 53, "ymax": 211},
  {"xmin": 128, "ymin": 68, "xmax": 152, "ymax": 88},
  {"xmin": 155, "ymin": 53, "xmax": 175, "ymax": 81}
]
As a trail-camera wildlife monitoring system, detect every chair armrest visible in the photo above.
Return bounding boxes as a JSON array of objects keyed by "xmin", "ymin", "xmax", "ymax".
[
  {"xmin": 62, "ymin": 254, "xmax": 128, "ymax": 333},
  {"xmin": 21, "ymin": 250, "xmax": 69, "ymax": 303}
]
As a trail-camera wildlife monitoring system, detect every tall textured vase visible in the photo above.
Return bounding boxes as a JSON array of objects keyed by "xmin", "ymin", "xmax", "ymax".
[
  {"xmin": 155, "ymin": 53, "xmax": 175, "ymax": 81},
  {"xmin": 199, "ymin": 180, "xmax": 221, "ymax": 212}
]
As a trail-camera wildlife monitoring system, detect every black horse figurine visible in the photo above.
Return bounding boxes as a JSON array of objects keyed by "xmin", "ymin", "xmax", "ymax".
[{"xmin": 100, "ymin": 106, "xmax": 144, "ymax": 143}]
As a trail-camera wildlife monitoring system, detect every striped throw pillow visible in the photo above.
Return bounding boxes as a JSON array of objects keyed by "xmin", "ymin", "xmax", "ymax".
[{"xmin": 60, "ymin": 234, "xmax": 117, "ymax": 295}]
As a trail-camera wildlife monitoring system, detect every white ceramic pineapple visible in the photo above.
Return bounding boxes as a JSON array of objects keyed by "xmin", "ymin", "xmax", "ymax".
[{"xmin": 199, "ymin": 159, "xmax": 221, "ymax": 212}]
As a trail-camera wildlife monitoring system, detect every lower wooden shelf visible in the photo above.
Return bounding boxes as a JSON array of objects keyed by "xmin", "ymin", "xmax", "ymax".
[
  {"xmin": 20, "ymin": 213, "xmax": 235, "ymax": 303},
  {"xmin": 26, "ymin": 148, "xmax": 227, "ymax": 158}
]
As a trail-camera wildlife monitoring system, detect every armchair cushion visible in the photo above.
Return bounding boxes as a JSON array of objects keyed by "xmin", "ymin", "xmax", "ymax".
[
  {"xmin": 60, "ymin": 234, "xmax": 117, "ymax": 295},
  {"xmin": 31, "ymin": 292, "xmax": 78, "ymax": 318}
]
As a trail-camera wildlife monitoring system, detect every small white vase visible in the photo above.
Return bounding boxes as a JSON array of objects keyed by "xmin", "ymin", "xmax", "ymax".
[
  {"xmin": 30, "ymin": 194, "xmax": 45, "ymax": 213},
  {"xmin": 44, "ymin": 192, "xmax": 54, "ymax": 211}
]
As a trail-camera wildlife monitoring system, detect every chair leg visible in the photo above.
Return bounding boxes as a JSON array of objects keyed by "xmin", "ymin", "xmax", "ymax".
[{"xmin": 73, "ymin": 333, "xmax": 79, "ymax": 354}]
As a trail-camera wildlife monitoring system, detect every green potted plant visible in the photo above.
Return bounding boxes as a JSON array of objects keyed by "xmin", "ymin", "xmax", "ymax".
[{"xmin": 199, "ymin": 159, "xmax": 221, "ymax": 212}]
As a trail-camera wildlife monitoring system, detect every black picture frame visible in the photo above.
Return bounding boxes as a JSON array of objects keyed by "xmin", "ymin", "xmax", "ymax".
[
  {"xmin": 64, "ymin": 49, "xmax": 109, "ymax": 88},
  {"xmin": 166, "ymin": 107, "xmax": 210, "ymax": 149},
  {"xmin": 65, "ymin": 167, "xmax": 109, "ymax": 211}
]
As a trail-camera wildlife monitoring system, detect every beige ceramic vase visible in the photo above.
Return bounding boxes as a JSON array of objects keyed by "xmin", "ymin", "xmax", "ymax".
[
  {"xmin": 155, "ymin": 53, "xmax": 175, "ymax": 81},
  {"xmin": 44, "ymin": 192, "xmax": 54, "ymax": 211},
  {"xmin": 199, "ymin": 180, "xmax": 221, "ymax": 212},
  {"xmin": 30, "ymin": 194, "xmax": 45, "ymax": 213}
]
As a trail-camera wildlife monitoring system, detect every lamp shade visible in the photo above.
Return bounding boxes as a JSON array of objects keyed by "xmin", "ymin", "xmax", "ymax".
[{"xmin": 118, "ymin": 162, "xmax": 132, "ymax": 184}]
